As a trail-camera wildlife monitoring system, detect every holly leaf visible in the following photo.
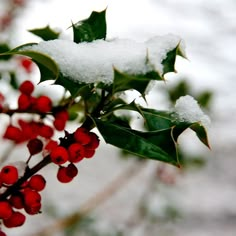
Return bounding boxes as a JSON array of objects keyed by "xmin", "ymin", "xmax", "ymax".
[
  {"xmin": 190, "ymin": 123, "xmax": 210, "ymax": 148},
  {"xmin": 161, "ymin": 43, "xmax": 184, "ymax": 76},
  {"xmin": 94, "ymin": 118, "xmax": 179, "ymax": 166},
  {"xmin": 72, "ymin": 8, "xmax": 107, "ymax": 43},
  {"xmin": 141, "ymin": 107, "xmax": 210, "ymax": 148},
  {"xmin": 112, "ymin": 68, "xmax": 161, "ymax": 97},
  {"xmin": 55, "ymin": 75, "xmax": 88, "ymax": 97},
  {"xmin": 28, "ymin": 25, "xmax": 60, "ymax": 41},
  {"xmin": 0, "ymin": 44, "xmax": 12, "ymax": 60},
  {"xmin": 0, "ymin": 43, "xmax": 59, "ymax": 82}
]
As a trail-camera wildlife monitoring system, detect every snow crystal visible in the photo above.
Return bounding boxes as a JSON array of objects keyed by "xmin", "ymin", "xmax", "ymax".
[
  {"xmin": 173, "ymin": 95, "xmax": 211, "ymax": 127},
  {"xmin": 22, "ymin": 34, "xmax": 184, "ymax": 84}
]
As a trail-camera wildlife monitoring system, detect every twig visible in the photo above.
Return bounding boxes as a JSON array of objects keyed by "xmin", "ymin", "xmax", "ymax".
[{"xmin": 33, "ymin": 160, "xmax": 147, "ymax": 236}]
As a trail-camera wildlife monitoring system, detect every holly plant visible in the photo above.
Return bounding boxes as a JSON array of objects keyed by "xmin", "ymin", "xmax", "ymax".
[{"xmin": 0, "ymin": 9, "xmax": 210, "ymax": 235}]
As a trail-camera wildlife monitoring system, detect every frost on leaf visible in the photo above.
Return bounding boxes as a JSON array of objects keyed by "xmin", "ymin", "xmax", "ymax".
[
  {"xmin": 172, "ymin": 95, "xmax": 211, "ymax": 128},
  {"xmin": 22, "ymin": 34, "xmax": 185, "ymax": 85}
]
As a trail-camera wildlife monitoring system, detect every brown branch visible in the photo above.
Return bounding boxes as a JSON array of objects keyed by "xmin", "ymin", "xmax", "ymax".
[{"xmin": 0, "ymin": 155, "xmax": 51, "ymax": 200}]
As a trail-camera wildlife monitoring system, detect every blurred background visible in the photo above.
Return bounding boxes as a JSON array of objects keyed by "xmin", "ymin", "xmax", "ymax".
[{"xmin": 0, "ymin": 0, "xmax": 236, "ymax": 235}]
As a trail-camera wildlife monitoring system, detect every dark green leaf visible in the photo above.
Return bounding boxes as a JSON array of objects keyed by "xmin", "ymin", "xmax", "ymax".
[
  {"xmin": 9, "ymin": 72, "xmax": 18, "ymax": 90},
  {"xmin": 112, "ymin": 68, "xmax": 152, "ymax": 96},
  {"xmin": 72, "ymin": 9, "xmax": 107, "ymax": 43},
  {"xmin": 162, "ymin": 45, "xmax": 178, "ymax": 75},
  {"xmin": 0, "ymin": 44, "xmax": 59, "ymax": 82},
  {"xmin": 190, "ymin": 123, "xmax": 210, "ymax": 148},
  {"xmin": 142, "ymin": 108, "xmax": 173, "ymax": 130},
  {"xmin": 141, "ymin": 107, "xmax": 210, "ymax": 149},
  {"xmin": 103, "ymin": 98, "xmax": 127, "ymax": 112},
  {"xmin": 161, "ymin": 43, "xmax": 186, "ymax": 76},
  {"xmin": 94, "ymin": 119, "xmax": 179, "ymax": 166},
  {"xmin": 168, "ymin": 80, "xmax": 191, "ymax": 103},
  {"xmin": 28, "ymin": 25, "xmax": 60, "ymax": 41},
  {"xmin": 197, "ymin": 91, "xmax": 213, "ymax": 109},
  {"xmin": 55, "ymin": 75, "xmax": 88, "ymax": 97},
  {"xmin": 0, "ymin": 44, "xmax": 11, "ymax": 60}
]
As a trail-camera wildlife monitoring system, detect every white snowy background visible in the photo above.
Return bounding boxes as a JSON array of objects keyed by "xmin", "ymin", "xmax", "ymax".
[{"xmin": 2, "ymin": 0, "xmax": 236, "ymax": 235}]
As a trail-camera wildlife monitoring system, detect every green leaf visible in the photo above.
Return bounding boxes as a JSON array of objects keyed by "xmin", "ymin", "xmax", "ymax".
[
  {"xmin": 161, "ymin": 43, "xmax": 186, "ymax": 76},
  {"xmin": 28, "ymin": 25, "xmax": 60, "ymax": 41},
  {"xmin": 55, "ymin": 75, "xmax": 86, "ymax": 97},
  {"xmin": 162, "ymin": 45, "xmax": 178, "ymax": 75},
  {"xmin": 72, "ymin": 8, "xmax": 107, "ymax": 43},
  {"xmin": 141, "ymin": 107, "xmax": 210, "ymax": 149},
  {"xmin": 112, "ymin": 68, "xmax": 160, "ymax": 96},
  {"xmin": 103, "ymin": 100, "xmax": 142, "ymax": 116},
  {"xmin": 94, "ymin": 119, "xmax": 179, "ymax": 166},
  {"xmin": 0, "ymin": 44, "xmax": 59, "ymax": 82},
  {"xmin": 190, "ymin": 123, "xmax": 210, "ymax": 148},
  {"xmin": 9, "ymin": 72, "xmax": 18, "ymax": 90},
  {"xmin": 0, "ymin": 44, "xmax": 12, "ymax": 60},
  {"xmin": 142, "ymin": 108, "xmax": 173, "ymax": 130}
]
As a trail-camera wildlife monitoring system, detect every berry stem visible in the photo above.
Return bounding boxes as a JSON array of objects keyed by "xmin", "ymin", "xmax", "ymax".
[{"xmin": 0, "ymin": 155, "xmax": 51, "ymax": 201}]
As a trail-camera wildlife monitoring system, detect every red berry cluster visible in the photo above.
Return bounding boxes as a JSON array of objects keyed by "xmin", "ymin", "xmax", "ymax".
[
  {"xmin": 3, "ymin": 81, "xmax": 69, "ymax": 144},
  {"xmin": 0, "ymin": 164, "xmax": 45, "ymax": 230},
  {"xmin": 49, "ymin": 127, "xmax": 100, "ymax": 183},
  {"xmin": 0, "ymin": 79, "xmax": 100, "ymax": 235},
  {"xmin": 18, "ymin": 80, "xmax": 52, "ymax": 113}
]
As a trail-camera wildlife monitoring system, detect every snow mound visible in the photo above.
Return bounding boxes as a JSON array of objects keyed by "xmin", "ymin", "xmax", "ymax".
[
  {"xmin": 173, "ymin": 95, "xmax": 211, "ymax": 127},
  {"xmin": 23, "ymin": 34, "xmax": 185, "ymax": 84}
]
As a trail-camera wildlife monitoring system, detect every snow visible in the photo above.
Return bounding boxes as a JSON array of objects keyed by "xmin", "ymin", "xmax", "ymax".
[
  {"xmin": 172, "ymin": 95, "xmax": 211, "ymax": 127},
  {"xmin": 22, "ymin": 34, "xmax": 184, "ymax": 84}
]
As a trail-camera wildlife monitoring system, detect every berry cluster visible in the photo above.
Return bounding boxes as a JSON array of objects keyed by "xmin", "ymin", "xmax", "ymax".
[
  {"xmin": 18, "ymin": 80, "xmax": 52, "ymax": 113},
  {"xmin": 49, "ymin": 127, "xmax": 100, "ymax": 183},
  {"xmin": 0, "ymin": 164, "xmax": 46, "ymax": 229},
  {"xmin": 0, "ymin": 79, "xmax": 100, "ymax": 235},
  {"xmin": 3, "ymin": 80, "xmax": 68, "ymax": 144}
]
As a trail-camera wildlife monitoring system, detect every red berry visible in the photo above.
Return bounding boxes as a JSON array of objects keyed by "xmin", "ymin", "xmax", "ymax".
[
  {"xmin": 0, "ymin": 201, "xmax": 12, "ymax": 219},
  {"xmin": 9, "ymin": 194, "xmax": 24, "ymax": 209},
  {"xmin": 28, "ymin": 174, "xmax": 46, "ymax": 192},
  {"xmin": 39, "ymin": 124, "xmax": 54, "ymax": 139},
  {"xmin": 24, "ymin": 202, "xmax": 41, "ymax": 215},
  {"xmin": 35, "ymin": 95, "xmax": 52, "ymax": 113},
  {"xmin": 18, "ymin": 120, "xmax": 37, "ymax": 140},
  {"xmin": 53, "ymin": 118, "xmax": 66, "ymax": 131},
  {"xmin": 54, "ymin": 110, "xmax": 69, "ymax": 121},
  {"xmin": 20, "ymin": 57, "xmax": 33, "ymax": 73},
  {"xmin": 44, "ymin": 140, "xmax": 58, "ymax": 153},
  {"xmin": 23, "ymin": 189, "xmax": 41, "ymax": 207},
  {"xmin": 18, "ymin": 94, "xmax": 32, "ymax": 111},
  {"xmin": 3, "ymin": 211, "xmax": 26, "ymax": 228},
  {"xmin": 0, "ymin": 165, "xmax": 18, "ymax": 185},
  {"xmin": 68, "ymin": 143, "xmax": 85, "ymax": 163},
  {"xmin": 50, "ymin": 146, "xmax": 69, "ymax": 165},
  {"xmin": 57, "ymin": 166, "xmax": 73, "ymax": 183},
  {"xmin": 19, "ymin": 80, "xmax": 34, "ymax": 95},
  {"xmin": 74, "ymin": 127, "xmax": 91, "ymax": 145},
  {"xmin": 66, "ymin": 163, "xmax": 78, "ymax": 178},
  {"xmin": 0, "ymin": 93, "xmax": 5, "ymax": 103},
  {"xmin": 3, "ymin": 125, "xmax": 22, "ymax": 143},
  {"xmin": 84, "ymin": 148, "xmax": 95, "ymax": 158},
  {"xmin": 85, "ymin": 132, "xmax": 100, "ymax": 149},
  {"xmin": 27, "ymin": 138, "xmax": 43, "ymax": 155},
  {"xmin": 0, "ymin": 230, "xmax": 7, "ymax": 236},
  {"xmin": 53, "ymin": 110, "xmax": 69, "ymax": 131}
]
